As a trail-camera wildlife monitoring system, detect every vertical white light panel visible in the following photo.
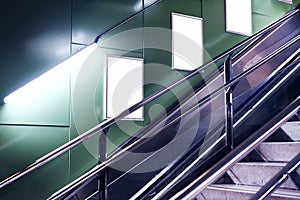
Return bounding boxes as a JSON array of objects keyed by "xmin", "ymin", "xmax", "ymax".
[
  {"xmin": 226, "ymin": 0, "xmax": 252, "ymax": 36},
  {"xmin": 106, "ymin": 55, "xmax": 143, "ymax": 120},
  {"xmin": 172, "ymin": 13, "xmax": 204, "ymax": 71}
]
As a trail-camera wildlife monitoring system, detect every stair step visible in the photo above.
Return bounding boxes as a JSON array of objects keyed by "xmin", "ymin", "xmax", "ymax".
[
  {"xmin": 256, "ymin": 142, "xmax": 300, "ymax": 162},
  {"xmin": 198, "ymin": 184, "xmax": 300, "ymax": 200},
  {"xmin": 281, "ymin": 122, "xmax": 300, "ymax": 141},
  {"xmin": 228, "ymin": 162, "xmax": 300, "ymax": 189}
]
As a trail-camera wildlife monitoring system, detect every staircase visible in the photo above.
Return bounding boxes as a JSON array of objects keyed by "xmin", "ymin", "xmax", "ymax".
[{"xmin": 198, "ymin": 114, "xmax": 300, "ymax": 200}]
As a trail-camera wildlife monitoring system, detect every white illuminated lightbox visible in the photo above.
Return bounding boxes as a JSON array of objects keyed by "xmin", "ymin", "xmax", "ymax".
[
  {"xmin": 106, "ymin": 55, "xmax": 144, "ymax": 120},
  {"xmin": 172, "ymin": 13, "xmax": 204, "ymax": 71},
  {"xmin": 226, "ymin": 0, "xmax": 252, "ymax": 36}
]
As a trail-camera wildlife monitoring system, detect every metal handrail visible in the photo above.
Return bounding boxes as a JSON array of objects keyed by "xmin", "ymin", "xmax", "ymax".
[
  {"xmin": 170, "ymin": 96, "xmax": 300, "ymax": 200},
  {"xmin": 252, "ymin": 153, "xmax": 300, "ymax": 200},
  {"xmin": 49, "ymin": 36, "xmax": 300, "ymax": 199},
  {"xmin": 0, "ymin": 2, "xmax": 299, "ymax": 192}
]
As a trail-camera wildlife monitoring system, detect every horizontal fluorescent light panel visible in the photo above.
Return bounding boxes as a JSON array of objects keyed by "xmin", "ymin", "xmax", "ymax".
[
  {"xmin": 226, "ymin": 0, "xmax": 252, "ymax": 36},
  {"xmin": 172, "ymin": 13, "xmax": 204, "ymax": 71},
  {"xmin": 106, "ymin": 55, "xmax": 144, "ymax": 120}
]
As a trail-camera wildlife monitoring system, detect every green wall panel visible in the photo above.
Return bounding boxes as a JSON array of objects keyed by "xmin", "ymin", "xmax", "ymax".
[
  {"xmin": 253, "ymin": 0, "xmax": 291, "ymax": 17},
  {"xmin": 0, "ymin": 125, "xmax": 69, "ymax": 200},
  {"xmin": 0, "ymin": 156, "xmax": 69, "ymax": 200},
  {"xmin": 144, "ymin": 0, "xmax": 202, "ymax": 28},
  {"xmin": 293, "ymin": 0, "xmax": 300, "ymax": 6},
  {"xmin": 72, "ymin": 0, "xmax": 143, "ymax": 44},
  {"xmin": 252, "ymin": 0, "xmax": 292, "ymax": 33},
  {"xmin": 69, "ymin": 100, "xmax": 98, "ymax": 181},
  {"xmin": 97, "ymin": 15, "xmax": 143, "ymax": 52}
]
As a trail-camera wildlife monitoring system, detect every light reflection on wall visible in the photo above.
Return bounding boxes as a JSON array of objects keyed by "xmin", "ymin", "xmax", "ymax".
[{"xmin": 4, "ymin": 44, "xmax": 97, "ymax": 104}]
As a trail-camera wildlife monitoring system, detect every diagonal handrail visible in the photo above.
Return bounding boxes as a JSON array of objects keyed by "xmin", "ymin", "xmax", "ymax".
[
  {"xmin": 48, "ymin": 35, "xmax": 300, "ymax": 199},
  {"xmin": 0, "ymin": 3, "xmax": 299, "ymax": 192}
]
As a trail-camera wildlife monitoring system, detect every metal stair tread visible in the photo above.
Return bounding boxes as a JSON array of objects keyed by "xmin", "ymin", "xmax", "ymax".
[
  {"xmin": 283, "ymin": 121, "xmax": 300, "ymax": 124},
  {"xmin": 256, "ymin": 141, "xmax": 300, "ymax": 162},
  {"xmin": 207, "ymin": 184, "xmax": 300, "ymax": 198},
  {"xmin": 260, "ymin": 141, "xmax": 300, "ymax": 145},
  {"xmin": 281, "ymin": 122, "xmax": 300, "ymax": 141},
  {"xmin": 228, "ymin": 161, "xmax": 299, "ymax": 190},
  {"xmin": 234, "ymin": 162, "xmax": 287, "ymax": 166}
]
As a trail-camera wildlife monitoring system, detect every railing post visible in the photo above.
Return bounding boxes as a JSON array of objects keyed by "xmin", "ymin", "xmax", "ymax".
[
  {"xmin": 224, "ymin": 54, "xmax": 234, "ymax": 152},
  {"xmin": 99, "ymin": 128, "xmax": 108, "ymax": 200}
]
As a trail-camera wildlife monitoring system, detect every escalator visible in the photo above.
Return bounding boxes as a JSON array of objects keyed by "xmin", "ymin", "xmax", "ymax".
[{"xmin": 0, "ymin": 2, "xmax": 300, "ymax": 200}]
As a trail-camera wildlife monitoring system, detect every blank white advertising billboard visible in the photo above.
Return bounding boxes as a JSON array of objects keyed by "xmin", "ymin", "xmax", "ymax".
[
  {"xmin": 226, "ymin": 0, "xmax": 252, "ymax": 36},
  {"xmin": 106, "ymin": 55, "xmax": 143, "ymax": 120},
  {"xmin": 172, "ymin": 13, "xmax": 204, "ymax": 71}
]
